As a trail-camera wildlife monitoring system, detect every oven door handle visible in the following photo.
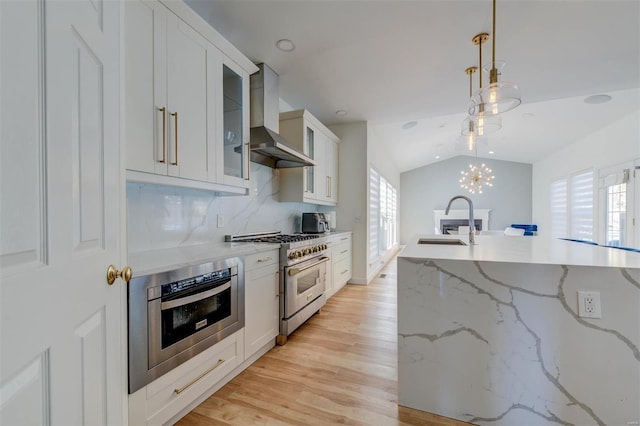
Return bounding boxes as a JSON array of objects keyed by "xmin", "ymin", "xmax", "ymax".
[
  {"xmin": 160, "ymin": 281, "xmax": 231, "ymax": 310},
  {"xmin": 287, "ymin": 256, "xmax": 330, "ymax": 277}
]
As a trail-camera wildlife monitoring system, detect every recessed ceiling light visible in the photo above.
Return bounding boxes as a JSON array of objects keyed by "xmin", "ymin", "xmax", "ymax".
[
  {"xmin": 522, "ymin": 112, "xmax": 535, "ymax": 119},
  {"xmin": 402, "ymin": 121, "xmax": 418, "ymax": 130},
  {"xmin": 489, "ymin": 151, "xmax": 495, "ymax": 154},
  {"xmin": 584, "ymin": 94, "xmax": 612, "ymax": 104},
  {"xmin": 335, "ymin": 110, "xmax": 347, "ymax": 117},
  {"xmin": 435, "ymin": 155, "xmax": 441, "ymax": 159},
  {"xmin": 276, "ymin": 39, "xmax": 295, "ymax": 52}
]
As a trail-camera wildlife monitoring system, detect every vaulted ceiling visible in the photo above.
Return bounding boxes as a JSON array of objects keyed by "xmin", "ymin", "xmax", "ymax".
[{"xmin": 186, "ymin": 0, "xmax": 640, "ymax": 172}]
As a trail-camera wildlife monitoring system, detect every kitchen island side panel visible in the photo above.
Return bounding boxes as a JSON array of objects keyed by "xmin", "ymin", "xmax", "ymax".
[{"xmin": 397, "ymin": 257, "xmax": 640, "ymax": 426}]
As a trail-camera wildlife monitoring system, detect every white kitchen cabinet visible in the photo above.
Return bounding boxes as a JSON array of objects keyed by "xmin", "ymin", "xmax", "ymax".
[
  {"xmin": 244, "ymin": 250, "xmax": 280, "ymax": 358},
  {"xmin": 128, "ymin": 330, "xmax": 243, "ymax": 425},
  {"xmin": 216, "ymin": 58, "xmax": 251, "ymax": 189},
  {"xmin": 326, "ymin": 233, "xmax": 352, "ymax": 298},
  {"xmin": 326, "ymin": 137, "xmax": 339, "ymax": 204},
  {"xmin": 279, "ymin": 109, "xmax": 340, "ymax": 206},
  {"xmin": 124, "ymin": 0, "xmax": 255, "ymax": 193}
]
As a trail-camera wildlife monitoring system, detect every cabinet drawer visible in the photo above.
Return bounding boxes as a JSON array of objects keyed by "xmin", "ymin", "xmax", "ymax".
[
  {"xmin": 245, "ymin": 249, "xmax": 279, "ymax": 271},
  {"xmin": 333, "ymin": 242, "xmax": 351, "ymax": 262},
  {"xmin": 333, "ymin": 257, "xmax": 352, "ymax": 286},
  {"xmin": 145, "ymin": 332, "xmax": 242, "ymax": 425}
]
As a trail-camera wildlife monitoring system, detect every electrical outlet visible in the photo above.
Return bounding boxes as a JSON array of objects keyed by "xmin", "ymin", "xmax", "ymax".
[
  {"xmin": 577, "ymin": 290, "xmax": 601, "ymax": 319},
  {"xmin": 217, "ymin": 214, "xmax": 224, "ymax": 228}
]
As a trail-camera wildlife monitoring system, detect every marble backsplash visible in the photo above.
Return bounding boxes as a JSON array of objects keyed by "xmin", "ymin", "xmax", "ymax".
[{"xmin": 127, "ymin": 163, "xmax": 325, "ymax": 253}]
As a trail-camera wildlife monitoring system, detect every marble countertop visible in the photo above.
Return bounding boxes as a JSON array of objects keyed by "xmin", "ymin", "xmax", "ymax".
[
  {"xmin": 399, "ymin": 234, "xmax": 640, "ymax": 268},
  {"xmin": 129, "ymin": 242, "xmax": 281, "ymax": 276}
]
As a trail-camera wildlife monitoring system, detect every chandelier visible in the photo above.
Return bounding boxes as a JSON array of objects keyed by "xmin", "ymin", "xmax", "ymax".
[
  {"xmin": 459, "ymin": 162, "xmax": 495, "ymax": 194},
  {"xmin": 468, "ymin": 0, "xmax": 521, "ymax": 117},
  {"xmin": 459, "ymin": 140, "xmax": 495, "ymax": 194}
]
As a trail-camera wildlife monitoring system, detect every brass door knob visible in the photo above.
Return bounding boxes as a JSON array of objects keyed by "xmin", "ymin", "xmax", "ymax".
[{"xmin": 106, "ymin": 265, "xmax": 133, "ymax": 285}]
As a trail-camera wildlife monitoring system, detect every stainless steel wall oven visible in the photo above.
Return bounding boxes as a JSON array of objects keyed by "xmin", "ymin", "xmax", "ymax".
[{"xmin": 128, "ymin": 257, "xmax": 244, "ymax": 394}]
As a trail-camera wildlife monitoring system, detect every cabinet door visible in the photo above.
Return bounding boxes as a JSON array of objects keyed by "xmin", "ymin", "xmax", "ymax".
[
  {"xmin": 217, "ymin": 58, "xmax": 250, "ymax": 188},
  {"xmin": 124, "ymin": 0, "xmax": 168, "ymax": 175},
  {"xmin": 245, "ymin": 264, "xmax": 279, "ymax": 358},
  {"xmin": 166, "ymin": 14, "xmax": 212, "ymax": 181},
  {"xmin": 326, "ymin": 138, "xmax": 339, "ymax": 203},
  {"xmin": 1, "ymin": 0, "xmax": 124, "ymax": 424},
  {"xmin": 313, "ymin": 130, "xmax": 327, "ymax": 202}
]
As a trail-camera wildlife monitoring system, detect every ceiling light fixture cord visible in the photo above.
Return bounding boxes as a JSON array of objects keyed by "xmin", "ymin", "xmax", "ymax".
[{"xmin": 490, "ymin": 0, "xmax": 498, "ymax": 84}]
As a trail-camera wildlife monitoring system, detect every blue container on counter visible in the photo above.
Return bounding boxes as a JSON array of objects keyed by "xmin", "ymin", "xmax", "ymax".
[{"xmin": 510, "ymin": 224, "xmax": 537, "ymax": 236}]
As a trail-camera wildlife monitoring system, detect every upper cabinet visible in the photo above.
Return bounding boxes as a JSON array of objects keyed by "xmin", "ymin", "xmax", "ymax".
[
  {"xmin": 278, "ymin": 110, "xmax": 340, "ymax": 206},
  {"xmin": 124, "ymin": 0, "xmax": 255, "ymax": 193},
  {"xmin": 217, "ymin": 59, "xmax": 251, "ymax": 189}
]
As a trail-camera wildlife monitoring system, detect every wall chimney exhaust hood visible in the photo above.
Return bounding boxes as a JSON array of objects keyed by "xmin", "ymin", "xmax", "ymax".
[{"xmin": 250, "ymin": 63, "xmax": 314, "ymax": 168}]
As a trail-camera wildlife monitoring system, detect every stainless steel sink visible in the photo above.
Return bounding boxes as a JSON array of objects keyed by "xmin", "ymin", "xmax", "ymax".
[{"xmin": 417, "ymin": 238, "xmax": 467, "ymax": 246}]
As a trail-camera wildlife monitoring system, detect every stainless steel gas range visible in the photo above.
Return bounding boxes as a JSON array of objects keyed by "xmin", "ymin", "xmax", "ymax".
[{"xmin": 226, "ymin": 231, "xmax": 329, "ymax": 344}]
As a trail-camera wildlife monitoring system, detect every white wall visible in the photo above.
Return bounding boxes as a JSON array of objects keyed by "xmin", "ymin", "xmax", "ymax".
[
  {"xmin": 367, "ymin": 125, "xmax": 401, "ymax": 281},
  {"xmin": 327, "ymin": 122, "xmax": 369, "ymax": 284},
  {"xmin": 532, "ymin": 110, "xmax": 640, "ymax": 240},
  {"xmin": 400, "ymin": 155, "xmax": 533, "ymax": 244}
]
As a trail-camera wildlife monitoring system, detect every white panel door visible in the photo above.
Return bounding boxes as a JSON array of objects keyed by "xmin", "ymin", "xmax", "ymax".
[
  {"xmin": 0, "ymin": 0, "xmax": 125, "ymax": 425},
  {"xmin": 166, "ymin": 13, "xmax": 211, "ymax": 181}
]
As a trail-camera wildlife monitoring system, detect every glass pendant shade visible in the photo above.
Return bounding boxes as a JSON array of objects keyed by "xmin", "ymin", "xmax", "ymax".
[
  {"xmin": 468, "ymin": 81, "xmax": 521, "ymax": 116},
  {"xmin": 461, "ymin": 114, "xmax": 501, "ymax": 138}
]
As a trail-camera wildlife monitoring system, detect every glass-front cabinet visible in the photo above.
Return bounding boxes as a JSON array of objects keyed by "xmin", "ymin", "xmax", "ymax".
[
  {"xmin": 304, "ymin": 126, "xmax": 315, "ymax": 195},
  {"xmin": 218, "ymin": 59, "xmax": 250, "ymax": 188}
]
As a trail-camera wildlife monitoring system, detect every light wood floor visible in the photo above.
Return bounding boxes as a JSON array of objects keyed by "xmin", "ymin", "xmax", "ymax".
[{"xmin": 177, "ymin": 259, "xmax": 471, "ymax": 426}]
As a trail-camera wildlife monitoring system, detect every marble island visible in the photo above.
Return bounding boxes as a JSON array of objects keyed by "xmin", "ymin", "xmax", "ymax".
[{"xmin": 398, "ymin": 235, "xmax": 640, "ymax": 426}]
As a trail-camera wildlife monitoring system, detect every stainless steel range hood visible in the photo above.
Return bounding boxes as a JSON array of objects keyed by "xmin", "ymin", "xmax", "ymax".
[{"xmin": 250, "ymin": 63, "xmax": 314, "ymax": 168}]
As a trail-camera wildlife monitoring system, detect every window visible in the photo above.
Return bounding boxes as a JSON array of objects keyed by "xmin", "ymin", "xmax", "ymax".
[
  {"xmin": 550, "ymin": 179, "xmax": 567, "ymax": 238},
  {"xmin": 369, "ymin": 167, "xmax": 398, "ymax": 262},
  {"xmin": 599, "ymin": 166, "xmax": 632, "ymax": 247},
  {"xmin": 605, "ymin": 183, "xmax": 627, "ymax": 246},
  {"xmin": 548, "ymin": 170, "xmax": 593, "ymax": 240},
  {"xmin": 570, "ymin": 170, "xmax": 594, "ymax": 240}
]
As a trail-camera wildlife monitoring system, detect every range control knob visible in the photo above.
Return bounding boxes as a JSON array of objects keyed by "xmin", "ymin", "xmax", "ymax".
[
  {"xmin": 304, "ymin": 248, "xmax": 312, "ymax": 255},
  {"xmin": 288, "ymin": 251, "xmax": 297, "ymax": 260},
  {"xmin": 296, "ymin": 250, "xmax": 304, "ymax": 258},
  {"xmin": 322, "ymin": 244, "xmax": 328, "ymax": 250}
]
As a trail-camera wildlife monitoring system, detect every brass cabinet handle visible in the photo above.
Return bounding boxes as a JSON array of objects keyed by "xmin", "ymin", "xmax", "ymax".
[
  {"xmin": 276, "ymin": 270, "xmax": 280, "ymax": 297},
  {"xmin": 257, "ymin": 257, "xmax": 272, "ymax": 263},
  {"xmin": 326, "ymin": 176, "xmax": 331, "ymax": 197},
  {"xmin": 106, "ymin": 265, "xmax": 133, "ymax": 285},
  {"xmin": 174, "ymin": 359, "xmax": 225, "ymax": 394},
  {"xmin": 158, "ymin": 107, "xmax": 166, "ymax": 163},
  {"xmin": 340, "ymin": 237, "xmax": 348, "ymax": 241},
  {"xmin": 340, "ymin": 249, "xmax": 348, "ymax": 254},
  {"xmin": 170, "ymin": 111, "xmax": 178, "ymax": 165},
  {"xmin": 341, "ymin": 269, "xmax": 348, "ymax": 275}
]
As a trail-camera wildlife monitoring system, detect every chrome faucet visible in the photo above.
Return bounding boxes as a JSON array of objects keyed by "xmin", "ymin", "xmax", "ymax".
[{"xmin": 445, "ymin": 195, "xmax": 476, "ymax": 245}]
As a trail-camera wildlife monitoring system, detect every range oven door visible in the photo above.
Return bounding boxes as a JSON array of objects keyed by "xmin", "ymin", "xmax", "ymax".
[{"xmin": 283, "ymin": 256, "xmax": 329, "ymax": 318}]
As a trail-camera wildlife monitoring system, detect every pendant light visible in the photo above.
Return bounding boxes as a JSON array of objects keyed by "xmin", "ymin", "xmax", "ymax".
[
  {"xmin": 461, "ymin": 35, "xmax": 501, "ymax": 149},
  {"xmin": 468, "ymin": 0, "xmax": 521, "ymax": 117}
]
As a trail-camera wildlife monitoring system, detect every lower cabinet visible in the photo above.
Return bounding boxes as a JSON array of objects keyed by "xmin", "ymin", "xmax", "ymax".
[
  {"xmin": 128, "ymin": 330, "xmax": 243, "ymax": 425},
  {"xmin": 128, "ymin": 248, "xmax": 281, "ymax": 425},
  {"xmin": 244, "ymin": 249, "xmax": 280, "ymax": 358},
  {"xmin": 326, "ymin": 233, "xmax": 352, "ymax": 298}
]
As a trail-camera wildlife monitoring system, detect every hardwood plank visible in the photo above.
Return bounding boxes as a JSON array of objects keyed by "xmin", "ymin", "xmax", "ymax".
[{"xmin": 176, "ymin": 258, "xmax": 471, "ymax": 426}]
